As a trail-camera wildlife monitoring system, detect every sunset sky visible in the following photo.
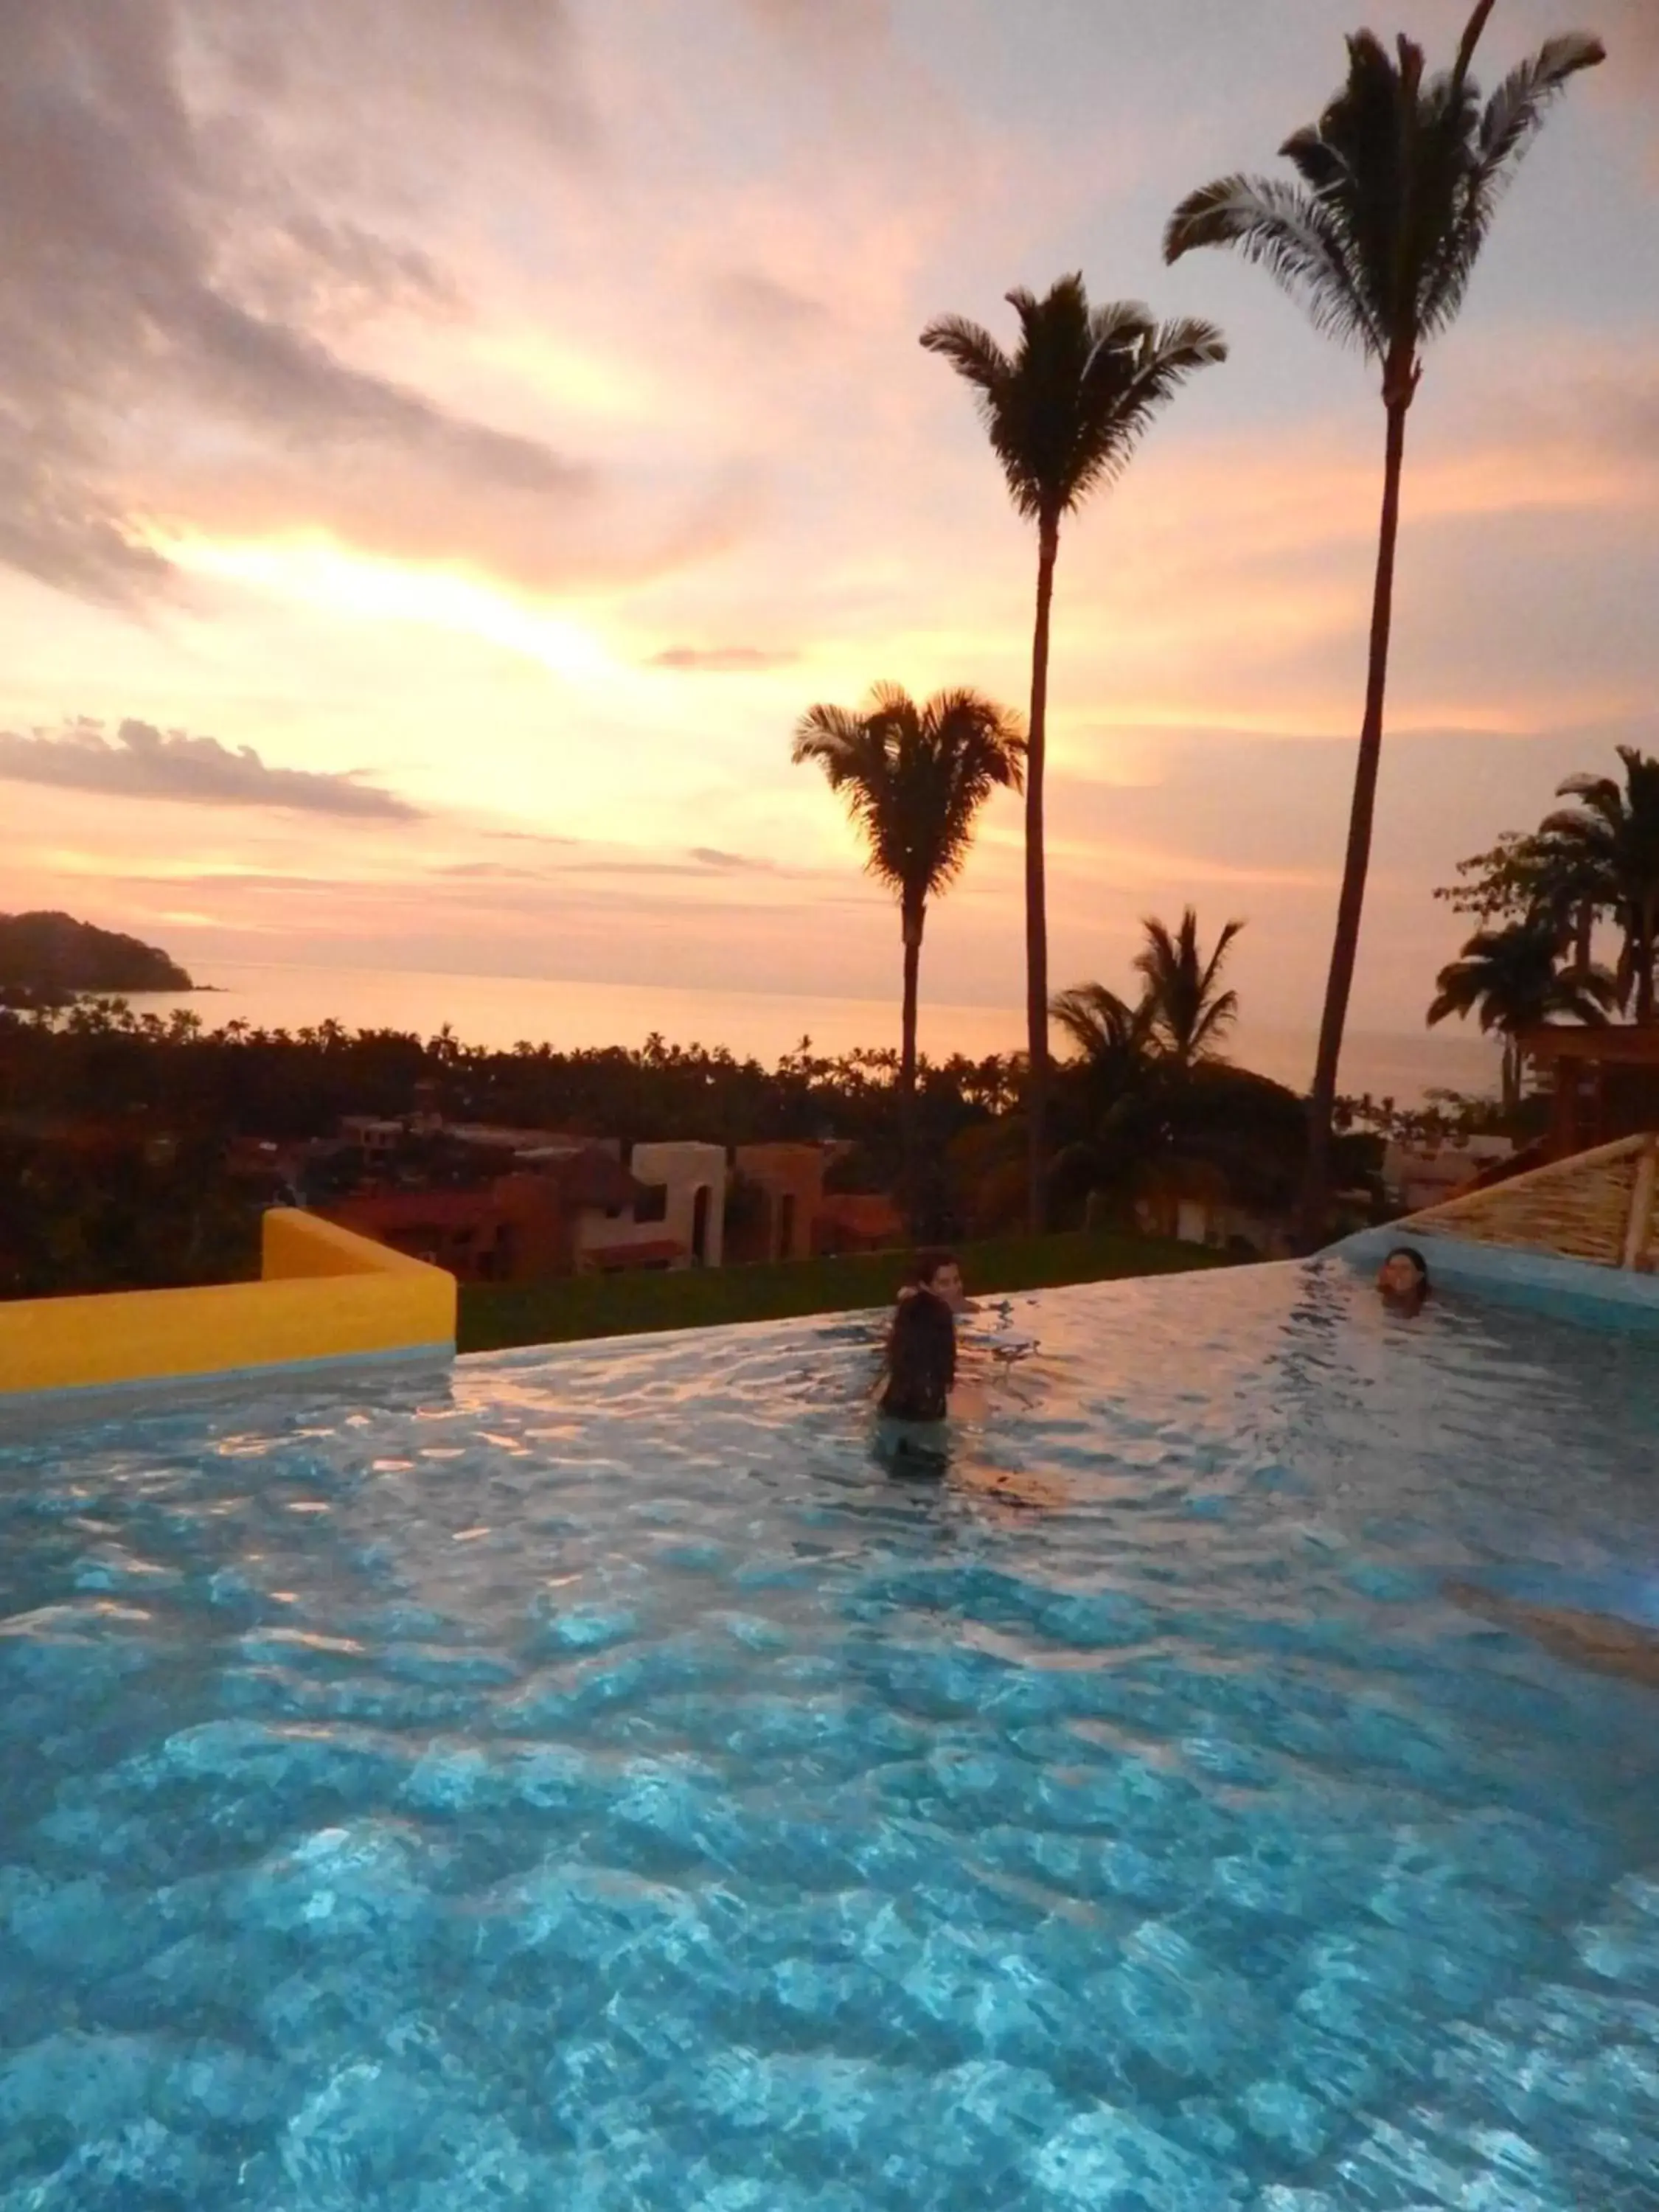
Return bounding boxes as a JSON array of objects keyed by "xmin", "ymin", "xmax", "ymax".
[{"xmin": 2, "ymin": 0, "xmax": 1655, "ymax": 1043}]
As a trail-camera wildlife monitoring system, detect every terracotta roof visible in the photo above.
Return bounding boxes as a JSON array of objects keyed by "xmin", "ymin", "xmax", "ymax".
[
  {"xmin": 546, "ymin": 1150, "xmax": 640, "ymax": 1210},
  {"xmin": 328, "ymin": 1191, "xmax": 497, "ymax": 1233},
  {"xmin": 1519, "ymin": 1025, "xmax": 1659, "ymax": 1065},
  {"xmin": 818, "ymin": 1194, "xmax": 903, "ymax": 1236},
  {"xmin": 446, "ymin": 1123, "xmax": 593, "ymax": 1152}
]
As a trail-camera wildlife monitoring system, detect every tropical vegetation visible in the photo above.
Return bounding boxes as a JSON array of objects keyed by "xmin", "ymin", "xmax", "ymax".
[
  {"xmin": 1045, "ymin": 911, "xmax": 1310, "ymax": 1248},
  {"xmin": 0, "ymin": 910, "xmax": 193, "ymax": 1005},
  {"xmin": 919, "ymin": 278, "xmax": 1226, "ymax": 1234},
  {"xmin": 0, "ymin": 999, "xmax": 1023, "ymax": 1294},
  {"xmin": 1543, "ymin": 748, "xmax": 1659, "ymax": 1023},
  {"xmin": 1437, "ymin": 746, "xmax": 1659, "ymax": 1025},
  {"xmin": 1131, "ymin": 908, "xmax": 1244, "ymax": 1069},
  {"xmin": 791, "ymin": 684, "xmax": 1024, "ymax": 1224},
  {"xmin": 1427, "ymin": 921, "xmax": 1617, "ymax": 1112},
  {"xmin": 462, "ymin": 1227, "xmax": 1225, "ymax": 1355},
  {"xmin": 7, "ymin": 8, "xmax": 1617, "ymax": 1298},
  {"xmin": 1165, "ymin": 1, "xmax": 1604, "ymax": 1245}
]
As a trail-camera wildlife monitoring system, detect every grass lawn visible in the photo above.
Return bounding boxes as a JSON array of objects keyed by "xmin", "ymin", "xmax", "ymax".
[{"xmin": 457, "ymin": 1230, "xmax": 1231, "ymax": 1354}]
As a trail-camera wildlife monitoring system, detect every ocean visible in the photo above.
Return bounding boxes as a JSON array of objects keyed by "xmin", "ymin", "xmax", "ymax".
[{"xmin": 115, "ymin": 959, "xmax": 1502, "ymax": 1106}]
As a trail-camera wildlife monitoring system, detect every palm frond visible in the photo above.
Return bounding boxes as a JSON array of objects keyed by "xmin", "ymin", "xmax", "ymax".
[
  {"xmin": 1187, "ymin": 991, "xmax": 1241, "ymax": 1055},
  {"xmin": 1171, "ymin": 10, "xmax": 1599, "ymax": 369},
  {"xmin": 1060, "ymin": 315, "xmax": 1228, "ymax": 506},
  {"xmin": 923, "ymin": 277, "xmax": 1224, "ymax": 525},
  {"xmin": 1545, "ymin": 774, "xmax": 1623, "ymax": 836},
  {"xmin": 1049, "ymin": 983, "xmax": 1147, "ymax": 1064},
  {"xmin": 793, "ymin": 684, "xmax": 1023, "ymax": 912},
  {"xmin": 1083, "ymin": 296, "xmax": 1155, "ymax": 358},
  {"xmin": 790, "ymin": 702, "xmax": 870, "ymax": 779},
  {"xmin": 1130, "ymin": 908, "xmax": 1244, "ymax": 1065},
  {"xmin": 1426, "ymin": 919, "xmax": 1618, "ymax": 1037},
  {"xmin": 1165, "ymin": 176, "xmax": 1383, "ymax": 355},
  {"xmin": 1278, "ymin": 125, "xmax": 1346, "ymax": 195},
  {"xmin": 1418, "ymin": 29, "xmax": 1606, "ymax": 335},
  {"xmin": 917, "ymin": 316, "xmax": 1012, "ymax": 407},
  {"xmin": 1197, "ymin": 917, "xmax": 1247, "ymax": 1004},
  {"xmin": 1479, "ymin": 32, "xmax": 1607, "ymax": 172}
]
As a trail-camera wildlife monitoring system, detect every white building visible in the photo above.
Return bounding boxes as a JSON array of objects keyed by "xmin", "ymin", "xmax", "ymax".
[
  {"xmin": 572, "ymin": 1140, "xmax": 726, "ymax": 1271},
  {"xmin": 1384, "ymin": 1135, "xmax": 1514, "ymax": 1217}
]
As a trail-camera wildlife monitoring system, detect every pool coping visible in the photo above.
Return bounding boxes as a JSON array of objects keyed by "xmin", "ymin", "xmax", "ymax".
[
  {"xmin": 0, "ymin": 1344, "xmax": 455, "ymax": 1442},
  {"xmin": 0, "ymin": 1210, "xmax": 456, "ymax": 1413},
  {"xmin": 449, "ymin": 1270, "xmax": 1197, "ymax": 1371},
  {"xmin": 1333, "ymin": 1221, "xmax": 1659, "ymax": 1326}
]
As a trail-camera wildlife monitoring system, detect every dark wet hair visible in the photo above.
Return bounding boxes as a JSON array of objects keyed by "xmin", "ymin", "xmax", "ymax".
[
  {"xmin": 1387, "ymin": 1246, "xmax": 1430, "ymax": 1289},
  {"xmin": 910, "ymin": 1248, "xmax": 959, "ymax": 1290}
]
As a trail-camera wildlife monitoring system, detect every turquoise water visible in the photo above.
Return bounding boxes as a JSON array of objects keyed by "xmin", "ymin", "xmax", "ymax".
[{"xmin": 2, "ymin": 1262, "xmax": 1658, "ymax": 2209}]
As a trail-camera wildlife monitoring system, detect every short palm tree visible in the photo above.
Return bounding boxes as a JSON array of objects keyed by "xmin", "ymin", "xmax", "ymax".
[
  {"xmin": 1049, "ymin": 982, "xmax": 1159, "ymax": 1122},
  {"xmin": 920, "ymin": 279, "xmax": 1226, "ymax": 1233},
  {"xmin": 1428, "ymin": 920, "xmax": 1617, "ymax": 1111},
  {"xmin": 1048, "ymin": 981, "xmax": 1161, "ymax": 1219},
  {"xmin": 1542, "ymin": 748, "xmax": 1659, "ymax": 1022},
  {"xmin": 1133, "ymin": 909, "xmax": 1245, "ymax": 1070},
  {"xmin": 1050, "ymin": 981, "xmax": 1156, "ymax": 1077},
  {"xmin": 1166, "ymin": 3, "xmax": 1603, "ymax": 1245},
  {"xmin": 793, "ymin": 684, "xmax": 1024, "ymax": 1220}
]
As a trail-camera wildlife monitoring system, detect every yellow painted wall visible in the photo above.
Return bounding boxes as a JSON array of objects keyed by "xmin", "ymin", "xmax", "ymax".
[{"xmin": 0, "ymin": 1210, "xmax": 455, "ymax": 1399}]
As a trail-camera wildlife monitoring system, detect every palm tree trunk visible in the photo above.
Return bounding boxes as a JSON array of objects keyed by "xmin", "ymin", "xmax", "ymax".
[
  {"xmin": 1574, "ymin": 900, "xmax": 1594, "ymax": 973},
  {"xmin": 1026, "ymin": 513, "xmax": 1059, "ymax": 1236},
  {"xmin": 1501, "ymin": 1034, "xmax": 1519, "ymax": 1119},
  {"xmin": 1298, "ymin": 390, "xmax": 1412, "ymax": 1249},
  {"xmin": 900, "ymin": 901, "xmax": 923, "ymax": 1231}
]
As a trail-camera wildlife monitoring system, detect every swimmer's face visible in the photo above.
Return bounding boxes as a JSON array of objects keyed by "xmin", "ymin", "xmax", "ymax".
[
  {"xmin": 924, "ymin": 1262, "xmax": 966, "ymax": 1312},
  {"xmin": 1377, "ymin": 1253, "xmax": 1427, "ymax": 1304}
]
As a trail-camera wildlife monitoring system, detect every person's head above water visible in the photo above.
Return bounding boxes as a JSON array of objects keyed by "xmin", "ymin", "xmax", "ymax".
[
  {"xmin": 908, "ymin": 1249, "xmax": 965, "ymax": 1314},
  {"xmin": 1377, "ymin": 1245, "xmax": 1430, "ymax": 1310}
]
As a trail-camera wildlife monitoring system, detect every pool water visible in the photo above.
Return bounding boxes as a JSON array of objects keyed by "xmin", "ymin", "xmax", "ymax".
[{"xmin": 2, "ymin": 1262, "xmax": 1658, "ymax": 2210}]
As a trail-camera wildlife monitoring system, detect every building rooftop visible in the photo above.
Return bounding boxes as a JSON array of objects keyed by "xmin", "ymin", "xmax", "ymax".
[{"xmin": 1520, "ymin": 1025, "xmax": 1659, "ymax": 1065}]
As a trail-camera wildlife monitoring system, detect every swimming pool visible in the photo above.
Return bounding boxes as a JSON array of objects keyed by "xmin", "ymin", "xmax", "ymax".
[{"xmin": 2, "ymin": 1260, "xmax": 1658, "ymax": 2209}]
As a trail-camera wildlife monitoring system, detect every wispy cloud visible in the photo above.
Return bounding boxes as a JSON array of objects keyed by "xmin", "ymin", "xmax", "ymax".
[
  {"xmin": 0, "ymin": 2, "xmax": 594, "ymax": 605},
  {"xmin": 708, "ymin": 271, "xmax": 828, "ymax": 334},
  {"xmin": 437, "ymin": 842, "xmax": 787, "ymax": 883},
  {"xmin": 0, "ymin": 719, "xmax": 421, "ymax": 821},
  {"xmin": 0, "ymin": 0, "xmax": 1650, "ymax": 1044},
  {"xmin": 689, "ymin": 847, "xmax": 778, "ymax": 872},
  {"xmin": 648, "ymin": 644, "xmax": 801, "ymax": 672}
]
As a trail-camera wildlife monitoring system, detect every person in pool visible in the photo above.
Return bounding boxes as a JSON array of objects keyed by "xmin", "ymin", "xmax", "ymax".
[
  {"xmin": 1377, "ymin": 1245, "xmax": 1430, "ymax": 1315},
  {"xmin": 1447, "ymin": 1582, "xmax": 1659, "ymax": 1691},
  {"xmin": 874, "ymin": 1253, "xmax": 1068, "ymax": 1507},
  {"xmin": 878, "ymin": 1249, "xmax": 964, "ymax": 1425}
]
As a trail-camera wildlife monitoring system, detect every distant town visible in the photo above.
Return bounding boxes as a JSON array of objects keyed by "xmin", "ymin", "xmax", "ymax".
[{"xmin": 0, "ymin": 910, "xmax": 1547, "ymax": 1318}]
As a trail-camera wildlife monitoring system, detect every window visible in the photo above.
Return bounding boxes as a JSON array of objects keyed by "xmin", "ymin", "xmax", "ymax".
[{"xmin": 634, "ymin": 1183, "xmax": 669, "ymax": 1225}]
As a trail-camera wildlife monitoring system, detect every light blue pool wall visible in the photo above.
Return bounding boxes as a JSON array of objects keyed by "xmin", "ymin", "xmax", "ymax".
[{"xmin": 1335, "ymin": 1224, "xmax": 1659, "ymax": 1330}]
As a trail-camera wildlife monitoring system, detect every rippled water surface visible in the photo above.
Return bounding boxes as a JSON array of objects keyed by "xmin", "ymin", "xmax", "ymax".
[{"xmin": 3, "ymin": 1262, "xmax": 1659, "ymax": 2209}]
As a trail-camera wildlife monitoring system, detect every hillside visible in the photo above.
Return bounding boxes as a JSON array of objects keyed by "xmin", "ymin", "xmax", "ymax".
[{"xmin": 0, "ymin": 911, "xmax": 194, "ymax": 1001}]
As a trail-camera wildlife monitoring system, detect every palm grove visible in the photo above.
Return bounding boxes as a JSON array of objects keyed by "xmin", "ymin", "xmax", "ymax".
[
  {"xmin": 1430, "ymin": 748, "xmax": 1659, "ymax": 1112},
  {"xmin": 793, "ymin": 3, "xmax": 1604, "ymax": 1246}
]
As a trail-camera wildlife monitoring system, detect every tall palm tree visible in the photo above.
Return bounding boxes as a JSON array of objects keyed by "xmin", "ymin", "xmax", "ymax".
[
  {"xmin": 920, "ymin": 279, "xmax": 1226, "ymax": 1233},
  {"xmin": 1542, "ymin": 747, "xmax": 1659, "ymax": 1022},
  {"xmin": 1166, "ymin": 4, "xmax": 1603, "ymax": 1245},
  {"xmin": 1133, "ymin": 908, "xmax": 1245, "ymax": 1070},
  {"xmin": 1427, "ymin": 919, "xmax": 1617, "ymax": 1112},
  {"xmin": 793, "ymin": 683, "xmax": 1024, "ymax": 1220}
]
